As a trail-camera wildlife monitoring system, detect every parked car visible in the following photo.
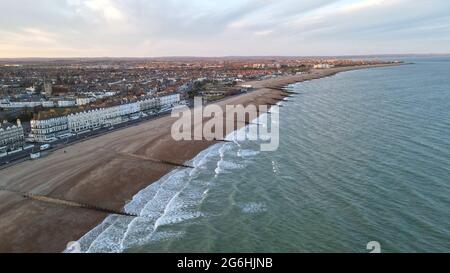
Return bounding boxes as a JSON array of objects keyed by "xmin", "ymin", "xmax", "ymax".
[{"xmin": 40, "ymin": 144, "xmax": 51, "ymax": 151}]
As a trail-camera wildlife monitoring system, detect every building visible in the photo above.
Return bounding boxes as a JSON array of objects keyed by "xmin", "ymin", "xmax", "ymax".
[
  {"xmin": 313, "ymin": 64, "xmax": 335, "ymax": 69},
  {"xmin": 42, "ymin": 101, "xmax": 55, "ymax": 108},
  {"xmin": 93, "ymin": 92, "xmax": 117, "ymax": 99},
  {"xmin": 44, "ymin": 82, "xmax": 53, "ymax": 97},
  {"xmin": 76, "ymin": 97, "xmax": 96, "ymax": 106},
  {"xmin": 29, "ymin": 95, "xmax": 179, "ymax": 142},
  {"xmin": 0, "ymin": 100, "xmax": 42, "ymax": 108},
  {"xmin": 139, "ymin": 97, "xmax": 160, "ymax": 112},
  {"xmin": 68, "ymin": 109, "xmax": 105, "ymax": 133},
  {"xmin": 159, "ymin": 94, "xmax": 181, "ymax": 110},
  {"xmin": 67, "ymin": 102, "xmax": 140, "ymax": 133},
  {"xmin": 239, "ymin": 84, "xmax": 253, "ymax": 92},
  {"xmin": 57, "ymin": 100, "xmax": 76, "ymax": 108},
  {"xmin": 112, "ymin": 102, "xmax": 140, "ymax": 122},
  {"xmin": 0, "ymin": 120, "xmax": 25, "ymax": 155},
  {"xmin": 29, "ymin": 116, "xmax": 69, "ymax": 142}
]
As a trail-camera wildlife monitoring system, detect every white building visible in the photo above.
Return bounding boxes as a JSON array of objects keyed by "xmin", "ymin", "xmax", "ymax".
[
  {"xmin": 0, "ymin": 101, "xmax": 42, "ymax": 108},
  {"xmin": 76, "ymin": 97, "xmax": 96, "ymax": 106},
  {"xmin": 121, "ymin": 102, "xmax": 140, "ymax": 116},
  {"xmin": 42, "ymin": 101, "xmax": 55, "ymax": 108},
  {"xmin": 67, "ymin": 102, "xmax": 141, "ymax": 133},
  {"xmin": 101, "ymin": 106, "xmax": 124, "ymax": 127},
  {"xmin": 313, "ymin": 64, "xmax": 335, "ymax": 69},
  {"xmin": 139, "ymin": 97, "xmax": 160, "ymax": 112},
  {"xmin": 29, "ymin": 116, "xmax": 69, "ymax": 142},
  {"xmin": 159, "ymin": 94, "xmax": 181, "ymax": 109},
  {"xmin": 30, "ymin": 95, "xmax": 179, "ymax": 142},
  {"xmin": 0, "ymin": 120, "xmax": 25, "ymax": 155},
  {"xmin": 57, "ymin": 100, "xmax": 76, "ymax": 108},
  {"xmin": 68, "ymin": 109, "xmax": 105, "ymax": 133}
]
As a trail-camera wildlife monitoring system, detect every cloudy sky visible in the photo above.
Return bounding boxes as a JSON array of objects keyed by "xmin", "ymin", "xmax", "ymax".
[{"xmin": 1, "ymin": 0, "xmax": 449, "ymax": 57}]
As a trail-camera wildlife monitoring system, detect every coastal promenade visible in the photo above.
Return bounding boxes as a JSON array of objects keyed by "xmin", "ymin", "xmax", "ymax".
[{"xmin": 0, "ymin": 64, "xmax": 402, "ymax": 252}]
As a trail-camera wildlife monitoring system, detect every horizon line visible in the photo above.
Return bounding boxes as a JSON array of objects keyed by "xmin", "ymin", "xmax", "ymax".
[{"xmin": 1, "ymin": 53, "xmax": 450, "ymax": 61}]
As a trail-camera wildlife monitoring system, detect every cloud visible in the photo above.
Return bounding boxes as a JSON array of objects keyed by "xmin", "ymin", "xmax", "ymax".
[
  {"xmin": 254, "ymin": 30, "xmax": 274, "ymax": 36},
  {"xmin": 0, "ymin": 0, "xmax": 449, "ymax": 57},
  {"xmin": 84, "ymin": 0, "xmax": 125, "ymax": 23},
  {"xmin": 340, "ymin": 0, "xmax": 393, "ymax": 13}
]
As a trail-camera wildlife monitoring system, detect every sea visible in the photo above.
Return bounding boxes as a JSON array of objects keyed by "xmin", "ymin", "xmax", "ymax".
[{"xmin": 76, "ymin": 56, "xmax": 450, "ymax": 253}]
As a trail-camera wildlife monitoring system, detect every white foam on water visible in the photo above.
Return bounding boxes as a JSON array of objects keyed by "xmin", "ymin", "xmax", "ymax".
[
  {"xmin": 147, "ymin": 230, "xmax": 186, "ymax": 242},
  {"xmin": 215, "ymin": 142, "xmax": 248, "ymax": 176},
  {"xmin": 86, "ymin": 216, "xmax": 132, "ymax": 253},
  {"xmin": 215, "ymin": 161, "xmax": 244, "ymax": 175},
  {"xmin": 75, "ymin": 110, "xmax": 268, "ymax": 252},
  {"xmin": 268, "ymin": 108, "xmax": 279, "ymax": 114},
  {"xmin": 246, "ymin": 124, "xmax": 260, "ymax": 140},
  {"xmin": 255, "ymin": 112, "xmax": 276, "ymax": 142},
  {"xmin": 77, "ymin": 141, "xmax": 233, "ymax": 252},
  {"xmin": 218, "ymin": 160, "xmax": 244, "ymax": 171},
  {"xmin": 226, "ymin": 122, "xmax": 248, "ymax": 142},
  {"xmin": 118, "ymin": 171, "xmax": 210, "ymax": 250},
  {"xmin": 155, "ymin": 211, "xmax": 204, "ymax": 229},
  {"xmin": 239, "ymin": 202, "xmax": 267, "ymax": 214},
  {"xmin": 237, "ymin": 149, "xmax": 260, "ymax": 158},
  {"xmin": 272, "ymin": 160, "xmax": 279, "ymax": 174},
  {"xmin": 201, "ymin": 188, "xmax": 210, "ymax": 202},
  {"xmin": 75, "ymin": 215, "xmax": 124, "ymax": 253}
]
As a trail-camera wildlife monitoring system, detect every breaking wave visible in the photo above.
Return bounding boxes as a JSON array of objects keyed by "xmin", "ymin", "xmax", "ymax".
[{"xmin": 73, "ymin": 113, "xmax": 265, "ymax": 253}]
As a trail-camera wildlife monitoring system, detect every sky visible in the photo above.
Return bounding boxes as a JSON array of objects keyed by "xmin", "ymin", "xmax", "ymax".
[{"xmin": 0, "ymin": 0, "xmax": 449, "ymax": 58}]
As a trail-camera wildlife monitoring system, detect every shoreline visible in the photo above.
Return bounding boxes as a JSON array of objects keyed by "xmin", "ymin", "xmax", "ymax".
[{"xmin": 0, "ymin": 63, "xmax": 404, "ymax": 252}]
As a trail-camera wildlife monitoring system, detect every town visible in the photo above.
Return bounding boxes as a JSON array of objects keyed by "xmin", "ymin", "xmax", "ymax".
[{"xmin": 0, "ymin": 57, "xmax": 396, "ymax": 165}]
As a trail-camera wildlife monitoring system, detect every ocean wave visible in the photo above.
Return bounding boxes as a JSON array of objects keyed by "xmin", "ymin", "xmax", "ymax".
[
  {"xmin": 74, "ymin": 111, "xmax": 263, "ymax": 252},
  {"xmin": 237, "ymin": 149, "xmax": 260, "ymax": 158},
  {"xmin": 239, "ymin": 202, "xmax": 267, "ymax": 214},
  {"xmin": 215, "ymin": 160, "xmax": 244, "ymax": 175}
]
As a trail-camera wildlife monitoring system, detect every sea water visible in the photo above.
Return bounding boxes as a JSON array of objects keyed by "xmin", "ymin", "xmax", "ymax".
[{"xmin": 77, "ymin": 56, "xmax": 450, "ymax": 253}]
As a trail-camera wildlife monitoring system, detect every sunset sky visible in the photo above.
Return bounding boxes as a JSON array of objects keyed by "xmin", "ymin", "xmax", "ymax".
[{"xmin": 1, "ymin": 0, "xmax": 449, "ymax": 57}]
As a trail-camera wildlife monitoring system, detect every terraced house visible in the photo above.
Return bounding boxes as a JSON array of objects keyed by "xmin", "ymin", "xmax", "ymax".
[
  {"xmin": 29, "ymin": 116, "xmax": 69, "ymax": 143},
  {"xmin": 0, "ymin": 120, "xmax": 25, "ymax": 155},
  {"xmin": 28, "ymin": 94, "xmax": 181, "ymax": 142},
  {"xmin": 67, "ymin": 102, "xmax": 141, "ymax": 133}
]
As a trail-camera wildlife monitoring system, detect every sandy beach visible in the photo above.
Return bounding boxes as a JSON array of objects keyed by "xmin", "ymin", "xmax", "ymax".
[{"xmin": 0, "ymin": 64, "xmax": 401, "ymax": 252}]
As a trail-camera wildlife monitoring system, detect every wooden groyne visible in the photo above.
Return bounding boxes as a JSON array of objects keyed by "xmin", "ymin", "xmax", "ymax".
[{"xmin": 0, "ymin": 186, "xmax": 139, "ymax": 218}]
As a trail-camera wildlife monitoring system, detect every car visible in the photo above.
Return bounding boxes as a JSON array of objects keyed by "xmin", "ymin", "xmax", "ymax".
[
  {"xmin": 40, "ymin": 144, "xmax": 51, "ymax": 151},
  {"xmin": 45, "ymin": 137, "xmax": 58, "ymax": 143},
  {"xmin": 58, "ymin": 133, "xmax": 73, "ymax": 139}
]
